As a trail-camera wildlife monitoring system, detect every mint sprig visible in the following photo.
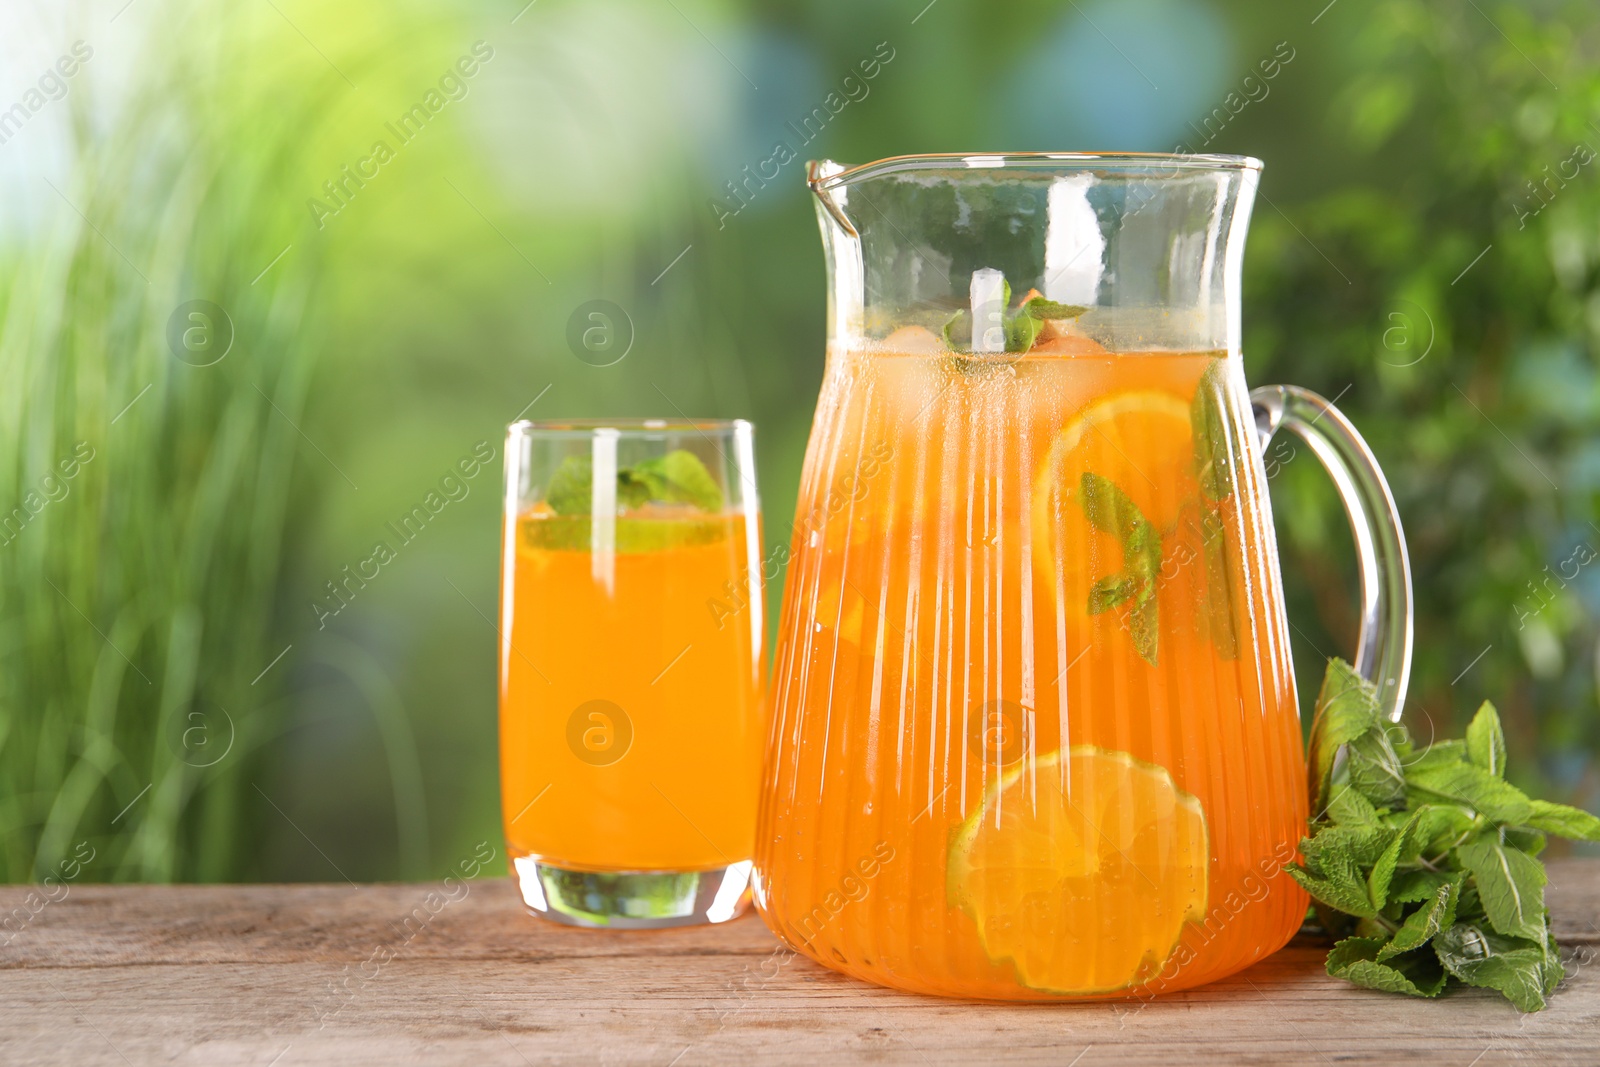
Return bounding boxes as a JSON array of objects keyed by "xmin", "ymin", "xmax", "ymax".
[
  {"xmin": 1078, "ymin": 472, "xmax": 1161, "ymax": 665},
  {"xmin": 545, "ymin": 449, "xmax": 723, "ymax": 516},
  {"xmin": 940, "ymin": 276, "xmax": 1088, "ymax": 354},
  {"xmin": 1191, "ymin": 358, "xmax": 1235, "ymax": 502},
  {"xmin": 1293, "ymin": 658, "xmax": 1600, "ymax": 1011},
  {"xmin": 1022, "ymin": 296, "xmax": 1089, "ymax": 320},
  {"xmin": 1190, "ymin": 358, "xmax": 1242, "ymax": 661}
]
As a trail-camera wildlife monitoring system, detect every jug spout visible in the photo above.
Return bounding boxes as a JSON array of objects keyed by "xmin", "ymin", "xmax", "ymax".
[
  {"xmin": 808, "ymin": 158, "xmax": 869, "ymax": 344},
  {"xmin": 808, "ymin": 159, "xmax": 859, "ymax": 238}
]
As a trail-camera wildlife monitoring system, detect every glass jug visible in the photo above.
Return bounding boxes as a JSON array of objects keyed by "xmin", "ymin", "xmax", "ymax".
[{"xmin": 753, "ymin": 153, "xmax": 1412, "ymax": 1000}]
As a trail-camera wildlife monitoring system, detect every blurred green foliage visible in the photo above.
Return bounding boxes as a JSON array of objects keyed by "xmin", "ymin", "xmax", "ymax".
[
  {"xmin": 0, "ymin": 0, "xmax": 1595, "ymax": 881},
  {"xmin": 1242, "ymin": 0, "xmax": 1600, "ymax": 827}
]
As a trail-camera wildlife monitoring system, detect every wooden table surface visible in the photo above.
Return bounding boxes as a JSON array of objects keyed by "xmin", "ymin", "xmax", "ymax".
[{"xmin": 2, "ymin": 860, "xmax": 1597, "ymax": 1066}]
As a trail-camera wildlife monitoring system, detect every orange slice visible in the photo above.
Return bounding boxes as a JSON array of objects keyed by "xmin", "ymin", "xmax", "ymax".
[
  {"xmin": 1030, "ymin": 391, "xmax": 1195, "ymax": 612},
  {"xmin": 947, "ymin": 746, "xmax": 1209, "ymax": 994}
]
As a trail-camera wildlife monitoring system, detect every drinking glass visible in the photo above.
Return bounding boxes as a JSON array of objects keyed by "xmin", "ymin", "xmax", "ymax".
[{"xmin": 500, "ymin": 419, "xmax": 764, "ymax": 927}]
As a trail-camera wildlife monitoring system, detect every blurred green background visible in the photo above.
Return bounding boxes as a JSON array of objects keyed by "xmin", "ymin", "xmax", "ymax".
[{"xmin": 2, "ymin": 0, "xmax": 1597, "ymax": 882}]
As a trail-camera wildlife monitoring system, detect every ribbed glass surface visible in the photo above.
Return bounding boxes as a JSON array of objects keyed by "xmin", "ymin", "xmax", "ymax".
[{"xmin": 753, "ymin": 341, "xmax": 1308, "ymax": 1000}]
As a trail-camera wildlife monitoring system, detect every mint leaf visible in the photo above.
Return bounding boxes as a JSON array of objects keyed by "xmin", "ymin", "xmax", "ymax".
[
  {"xmin": 1388, "ymin": 868, "xmax": 1454, "ymax": 904},
  {"xmin": 1378, "ymin": 875, "xmax": 1462, "ymax": 960},
  {"xmin": 1504, "ymin": 825, "xmax": 1547, "ymax": 855},
  {"xmin": 1304, "ymin": 824, "xmax": 1396, "ymax": 873},
  {"xmin": 1348, "ymin": 727, "xmax": 1407, "ymax": 810},
  {"xmin": 1369, "ymin": 812, "xmax": 1425, "ymax": 910},
  {"xmin": 1412, "ymin": 802, "xmax": 1477, "ymax": 859},
  {"xmin": 1327, "ymin": 937, "xmax": 1448, "ymax": 997},
  {"xmin": 1124, "ymin": 519, "xmax": 1160, "ymax": 577},
  {"xmin": 1408, "ymin": 759, "xmax": 1535, "ymax": 825},
  {"xmin": 1199, "ymin": 508, "xmax": 1240, "ymax": 660},
  {"xmin": 1465, "ymin": 702, "xmax": 1507, "ymax": 778},
  {"xmin": 938, "ymin": 280, "xmax": 1083, "ymax": 353},
  {"xmin": 1191, "ymin": 359, "xmax": 1236, "ymax": 502},
  {"xmin": 1326, "ymin": 782, "xmax": 1380, "ymax": 827},
  {"xmin": 546, "ymin": 455, "xmax": 593, "ymax": 515},
  {"xmin": 545, "ymin": 450, "xmax": 723, "ymax": 517},
  {"xmin": 1524, "ymin": 798, "xmax": 1600, "ymax": 841},
  {"xmin": 943, "ymin": 276, "xmax": 1010, "ymax": 354},
  {"xmin": 520, "ymin": 515, "xmax": 731, "ymax": 553},
  {"xmin": 1291, "ymin": 865, "xmax": 1380, "ymax": 919},
  {"xmin": 1079, "ymin": 472, "xmax": 1142, "ymax": 535},
  {"xmin": 1407, "ymin": 739, "xmax": 1466, "ymax": 773},
  {"xmin": 1294, "ymin": 831, "xmax": 1384, "ymax": 917},
  {"xmin": 1023, "ymin": 296, "xmax": 1089, "ymax": 320},
  {"xmin": 1308, "ymin": 659, "xmax": 1384, "ymax": 814},
  {"xmin": 1326, "ymin": 934, "xmax": 1389, "ymax": 971},
  {"xmin": 1432, "ymin": 924, "xmax": 1562, "ymax": 1012},
  {"xmin": 1455, "ymin": 834, "xmax": 1548, "ymax": 943},
  {"xmin": 1129, "ymin": 597, "xmax": 1159, "ymax": 667},
  {"xmin": 1078, "ymin": 472, "xmax": 1162, "ymax": 666},
  {"xmin": 628, "ymin": 450, "xmax": 724, "ymax": 512},
  {"xmin": 941, "ymin": 309, "xmax": 971, "ymax": 350},
  {"xmin": 1088, "ymin": 575, "xmax": 1134, "ymax": 614},
  {"xmin": 1005, "ymin": 310, "xmax": 1043, "ymax": 352}
]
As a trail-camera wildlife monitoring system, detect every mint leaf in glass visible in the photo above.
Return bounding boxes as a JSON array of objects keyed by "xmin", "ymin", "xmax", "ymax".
[
  {"xmin": 1022, "ymin": 296, "xmax": 1089, "ymax": 320},
  {"xmin": 530, "ymin": 449, "xmax": 728, "ymax": 553},
  {"xmin": 546, "ymin": 455, "xmax": 594, "ymax": 515},
  {"xmin": 1198, "ymin": 509, "xmax": 1240, "ymax": 660},
  {"xmin": 1190, "ymin": 358, "xmax": 1236, "ymax": 503},
  {"xmin": 1087, "ymin": 575, "xmax": 1135, "ymax": 614},
  {"xmin": 1079, "ymin": 471, "xmax": 1144, "ymax": 538},
  {"xmin": 520, "ymin": 515, "xmax": 730, "ymax": 553},
  {"xmin": 938, "ymin": 278, "xmax": 1089, "ymax": 355},
  {"xmin": 626, "ymin": 450, "xmax": 724, "ymax": 512},
  {"xmin": 1004, "ymin": 311, "xmax": 1043, "ymax": 353},
  {"xmin": 1078, "ymin": 472, "xmax": 1162, "ymax": 665},
  {"xmin": 941, "ymin": 308, "xmax": 971, "ymax": 351},
  {"xmin": 545, "ymin": 449, "xmax": 723, "ymax": 516}
]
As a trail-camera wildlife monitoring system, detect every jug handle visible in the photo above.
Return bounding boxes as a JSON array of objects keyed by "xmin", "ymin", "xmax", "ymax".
[{"xmin": 1250, "ymin": 385, "xmax": 1414, "ymax": 723}]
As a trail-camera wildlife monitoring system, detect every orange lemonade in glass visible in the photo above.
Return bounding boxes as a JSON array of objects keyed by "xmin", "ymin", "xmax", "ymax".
[{"xmin": 500, "ymin": 420, "xmax": 764, "ymax": 928}]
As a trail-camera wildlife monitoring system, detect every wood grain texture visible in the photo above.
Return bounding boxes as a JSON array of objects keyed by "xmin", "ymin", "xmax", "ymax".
[{"xmin": 1, "ymin": 860, "xmax": 1597, "ymax": 1066}]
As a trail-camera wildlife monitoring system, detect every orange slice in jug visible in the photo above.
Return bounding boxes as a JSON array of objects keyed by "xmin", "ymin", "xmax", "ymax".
[
  {"xmin": 1031, "ymin": 390, "xmax": 1194, "ymax": 570},
  {"xmin": 947, "ymin": 746, "xmax": 1209, "ymax": 994},
  {"xmin": 1029, "ymin": 391, "xmax": 1196, "ymax": 646}
]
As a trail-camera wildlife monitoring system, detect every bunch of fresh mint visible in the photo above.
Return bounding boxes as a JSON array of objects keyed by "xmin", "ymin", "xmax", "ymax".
[{"xmin": 1291, "ymin": 659, "xmax": 1600, "ymax": 1011}]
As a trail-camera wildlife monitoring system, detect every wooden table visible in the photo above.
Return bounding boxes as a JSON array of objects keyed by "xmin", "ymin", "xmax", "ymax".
[{"xmin": 3, "ymin": 860, "xmax": 1597, "ymax": 1065}]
